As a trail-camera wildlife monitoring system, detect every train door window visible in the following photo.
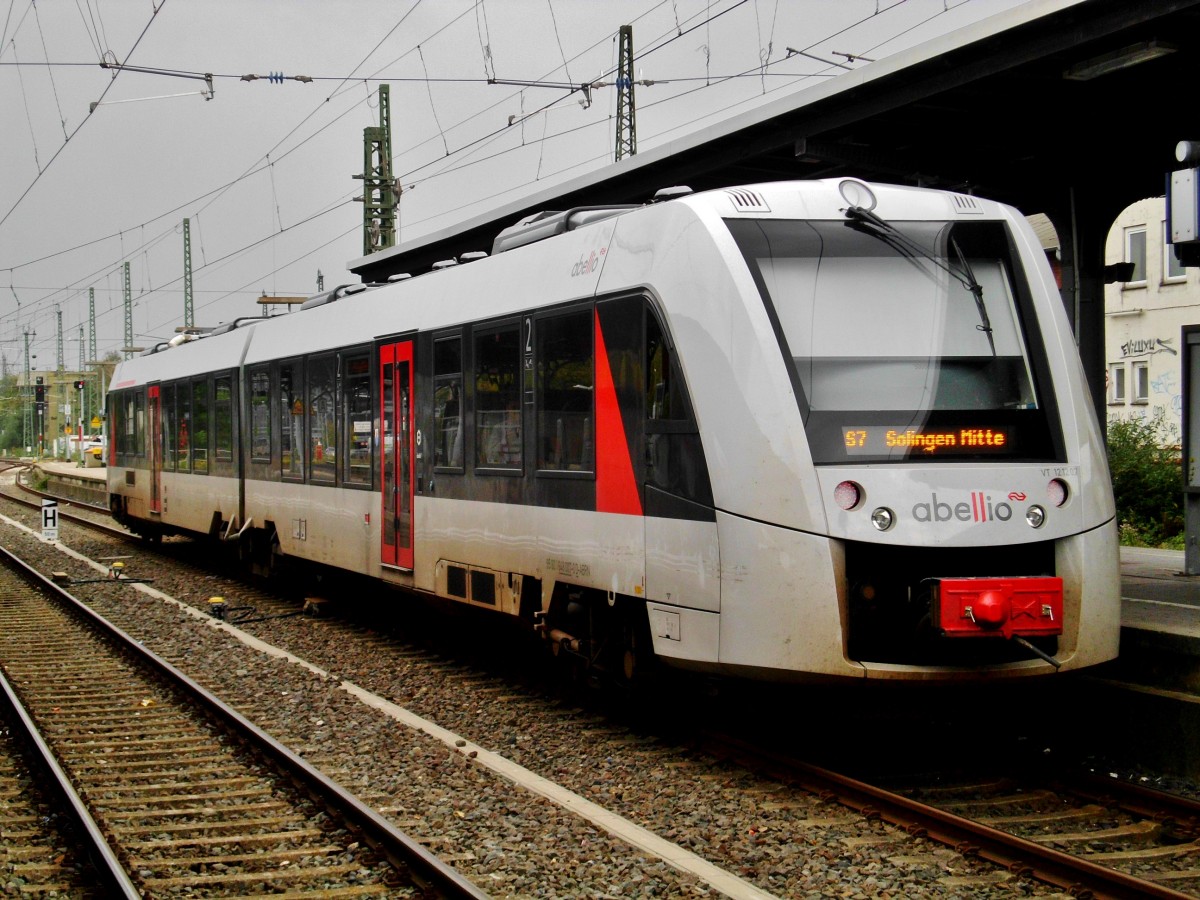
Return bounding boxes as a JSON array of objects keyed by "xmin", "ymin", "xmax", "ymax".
[
  {"xmin": 192, "ymin": 378, "xmax": 209, "ymax": 474},
  {"xmin": 110, "ymin": 392, "xmax": 124, "ymax": 457},
  {"xmin": 249, "ymin": 366, "xmax": 272, "ymax": 472},
  {"xmin": 537, "ymin": 309, "xmax": 593, "ymax": 472},
  {"xmin": 162, "ymin": 384, "xmax": 178, "ymax": 471},
  {"xmin": 213, "ymin": 373, "xmax": 235, "ymax": 476},
  {"xmin": 280, "ymin": 359, "xmax": 305, "ymax": 481},
  {"xmin": 342, "ymin": 351, "xmax": 373, "ymax": 486},
  {"xmin": 119, "ymin": 392, "xmax": 134, "ymax": 456},
  {"xmin": 176, "ymin": 381, "xmax": 192, "ymax": 473},
  {"xmin": 645, "ymin": 311, "xmax": 690, "ymax": 424},
  {"xmin": 308, "ymin": 354, "xmax": 337, "ymax": 484},
  {"xmin": 133, "ymin": 389, "xmax": 145, "ymax": 457},
  {"xmin": 434, "ymin": 335, "xmax": 464, "ymax": 470},
  {"xmin": 474, "ymin": 325, "xmax": 522, "ymax": 470}
]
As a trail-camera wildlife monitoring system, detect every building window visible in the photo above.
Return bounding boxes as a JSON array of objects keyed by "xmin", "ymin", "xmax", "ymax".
[
  {"xmin": 1165, "ymin": 221, "xmax": 1187, "ymax": 282},
  {"xmin": 1124, "ymin": 227, "xmax": 1147, "ymax": 286},
  {"xmin": 1132, "ymin": 360, "xmax": 1150, "ymax": 404},
  {"xmin": 537, "ymin": 310, "xmax": 593, "ymax": 472},
  {"xmin": 475, "ymin": 326, "xmax": 522, "ymax": 469},
  {"xmin": 1109, "ymin": 363, "xmax": 1126, "ymax": 404}
]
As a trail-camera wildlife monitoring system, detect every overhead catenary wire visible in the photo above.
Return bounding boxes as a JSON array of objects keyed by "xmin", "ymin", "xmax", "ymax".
[
  {"xmin": 4, "ymin": 0, "xmax": 787, "ymax": 348},
  {"xmin": 0, "ymin": 0, "xmax": 167, "ymax": 230},
  {"xmin": 3, "ymin": 0, "xmax": 968, "ymax": 359}
]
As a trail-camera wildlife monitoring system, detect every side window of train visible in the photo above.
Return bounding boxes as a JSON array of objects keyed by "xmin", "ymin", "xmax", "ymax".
[
  {"xmin": 176, "ymin": 381, "xmax": 192, "ymax": 473},
  {"xmin": 645, "ymin": 306, "xmax": 712, "ymax": 507},
  {"xmin": 474, "ymin": 324, "xmax": 522, "ymax": 470},
  {"xmin": 280, "ymin": 359, "xmax": 305, "ymax": 482},
  {"xmin": 342, "ymin": 351, "xmax": 373, "ymax": 487},
  {"xmin": 133, "ymin": 389, "xmax": 145, "ymax": 458},
  {"xmin": 112, "ymin": 389, "xmax": 139, "ymax": 460},
  {"xmin": 308, "ymin": 354, "xmax": 337, "ymax": 485},
  {"xmin": 213, "ymin": 373, "xmax": 235, "ymax": 476},
  {"xmin": 645, "ymin": 311, "xmax": 691, "ymax": 426},
  {"xmin": 249, "ymin": 367, "xmax": 271, "ymax": 467},
  {"xmin": 162, "ymin": 383, "xmax": 178, "ymax": 472},
  {"xmin": 433, "ymin": 335, "xmax": 464, "ymax": 471},
  {"xmin": 192, "ymin": 378, "xmax": 209, "ymax": 474},
  {"xmin": 537, "ymin": 309, "xmax": 593, "ymax": 473}
]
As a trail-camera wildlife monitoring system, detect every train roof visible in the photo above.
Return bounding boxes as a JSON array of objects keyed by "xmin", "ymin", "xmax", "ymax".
[{"xmin": 108, "ymin": 178, "xmax": 1021, "ymax": 388}]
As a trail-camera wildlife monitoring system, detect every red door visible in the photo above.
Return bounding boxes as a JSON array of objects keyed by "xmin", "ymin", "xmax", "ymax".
[
  {"xmin": 148, "ymin": 384, "xmax": 162, "ymax": 514},
  {"xmin": 380, "ymin": 341, "xmax": 415, "ymax": 569}
]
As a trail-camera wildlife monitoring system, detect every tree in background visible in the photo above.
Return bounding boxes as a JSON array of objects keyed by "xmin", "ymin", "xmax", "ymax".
[
  {"xmin": 1107, "ymin": 410, "xmax": 1183, "ymax": 547},
  {"xmin": 0, "ymin": 374, "xmax": 24, "ymax": 451}
]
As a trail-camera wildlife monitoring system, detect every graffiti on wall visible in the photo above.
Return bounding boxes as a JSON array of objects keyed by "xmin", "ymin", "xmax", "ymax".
[{"xmin": 1121, "ymin": 336, "xmax": 1177, "ymax": 358}]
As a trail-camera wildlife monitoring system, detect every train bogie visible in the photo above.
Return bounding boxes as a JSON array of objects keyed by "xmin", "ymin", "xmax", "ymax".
[{"xmin": 106, "ymin": 178, "xmax": 1121, "ymax": 685}]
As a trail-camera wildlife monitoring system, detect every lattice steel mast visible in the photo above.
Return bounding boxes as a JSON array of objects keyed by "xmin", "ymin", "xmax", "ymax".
[
  {"xmin": 355, "ymin": 84, "xmax": 395, "ymax": 254},
  {"xmin": 615, "ymin": 25, "xmax": 637, "ymax": 161}
]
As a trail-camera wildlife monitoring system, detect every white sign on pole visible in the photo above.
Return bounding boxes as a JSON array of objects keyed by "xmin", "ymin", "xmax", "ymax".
[{"xmin": 41, "ymin": 499, "xmax": 58, "ymax": 541}]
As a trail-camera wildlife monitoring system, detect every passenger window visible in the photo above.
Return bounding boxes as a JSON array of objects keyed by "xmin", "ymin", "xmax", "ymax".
[
  {"xmin": 192, "ymin": 379, "xmax": 209, "ymax": 473},
  {"xmin": 342, "ymin": 352, "xmax": 372, "ymax": 486},
  {"xmin": 162, "ymin": 384, "xmax": 178, "ymax": 471},
  {"xmin": 280, "ymin": 360, "xmax": 304, "ymax": 480},
  {"xmin": 537, "ymin": 310, "xmax": 593, "ymax": 471},
  {"xmin": 213, "ymin": 374, "xmax": 234, "ymax": 472},
  {"xmin": 475, "ymin": 326, "xmax": 522, "ymax": 469},
  {"xmin": 133, "ymin": 390, "xmax": 145, "ymax": 457},
  {"xmin": 176, "ymin": 381, "xmax": 192, "ymax": 473},
  {"xmin": 308, "ymin": 354, "xmax": 337, "ymax": 484},
  {"xmin": 250, "ymin": 368, "xmax": 271, "ymax": 463},
  {"xmin": 434, "ymin": 336, "xmax": 463, "ymax": 469}
]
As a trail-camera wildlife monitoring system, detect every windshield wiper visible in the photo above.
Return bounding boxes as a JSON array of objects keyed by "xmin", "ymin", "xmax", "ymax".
[{"xmin": 844, "ymin": 206, "xmax": 995, "ymax": 356}]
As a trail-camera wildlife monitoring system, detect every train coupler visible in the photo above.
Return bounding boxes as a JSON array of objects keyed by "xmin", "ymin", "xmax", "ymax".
[{"xmin": 931, "ymin": 576, "xmax": 1063, "ymax": 641}]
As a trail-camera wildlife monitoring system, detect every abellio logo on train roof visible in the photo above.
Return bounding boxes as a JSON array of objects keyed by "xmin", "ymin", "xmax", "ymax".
[
  {"xmin": 570, "ymin": 247, "xmax": 606, "ymax": 277},
  {"xmin": 912, "ymin": 491, "xmax": 1024, "ymax": 524}
]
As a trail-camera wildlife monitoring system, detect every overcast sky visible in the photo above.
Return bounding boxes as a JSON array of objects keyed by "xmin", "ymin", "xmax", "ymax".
[{"xmin": 0, "ymin": 0, "xmax": 1033, "ymax": 368}]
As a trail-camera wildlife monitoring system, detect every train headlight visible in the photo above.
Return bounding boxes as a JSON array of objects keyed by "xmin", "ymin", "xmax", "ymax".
[
  {"xmin": 1047, "ymin": 478, "xmax": 1069, "ymax": 507},
  {"xmin": 870, "ymin": 507, "xmax": 894, "ymax": 531},
  {"xmin": 1025, "ymin": 505, "xmax": 1047, "ymax": 528},
  {"xmin": 834, "ymin": 480, "xmax": 863, "ymax": 510}
]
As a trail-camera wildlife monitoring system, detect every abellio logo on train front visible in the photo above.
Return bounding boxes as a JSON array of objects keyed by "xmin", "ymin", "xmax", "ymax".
[{"xmin": 911, "ymin": 491, "xmax": 1026, "ymax": 524}]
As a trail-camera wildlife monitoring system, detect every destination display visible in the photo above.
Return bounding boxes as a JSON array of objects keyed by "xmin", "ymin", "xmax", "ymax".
[{"xmin": 842, "ymin": 425, "xmax": 1011, "ymax": 457}]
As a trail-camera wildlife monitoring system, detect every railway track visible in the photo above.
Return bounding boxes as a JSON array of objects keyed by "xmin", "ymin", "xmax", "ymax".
[
  {"xmin": 0, "ymin": 689, "xmax": 116, "ymax": 896},
  {"xmin": 0, "ymin": 541, "xmax": 487, "ymax": 898},
  {"xmin": 700, "ymin": 732, "xmax": 1200, "ymax": 900},
  {"xmin": 12, "ymin": 462, "xmax": 1200, "ymax": 897}
]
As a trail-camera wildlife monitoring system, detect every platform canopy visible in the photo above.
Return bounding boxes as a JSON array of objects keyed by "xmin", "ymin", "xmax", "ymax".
[{"xmin": 350, "ymin": 0, "xmax": 1200, "ymax": 413}]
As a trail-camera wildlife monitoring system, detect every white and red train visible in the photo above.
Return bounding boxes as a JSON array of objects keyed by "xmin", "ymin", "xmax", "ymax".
[{"xmin": 105, "ymin": 178, "xmax": 1120, "ymax": 683}]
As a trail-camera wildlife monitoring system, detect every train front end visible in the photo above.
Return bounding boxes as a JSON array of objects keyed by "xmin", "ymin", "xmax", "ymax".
[{"xmin": 641, "ymin": 180, "xmax": 1120, "ymax": 681}]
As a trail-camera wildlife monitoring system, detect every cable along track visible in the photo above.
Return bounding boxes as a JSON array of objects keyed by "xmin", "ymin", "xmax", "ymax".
[{"xmin": 0, "ymin": 544, "xmax": 486, "ymax": 898}]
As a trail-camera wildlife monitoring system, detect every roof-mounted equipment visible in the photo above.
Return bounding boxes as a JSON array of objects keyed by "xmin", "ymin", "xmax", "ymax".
[
  {"xmin": 299, "ymin": 282, "xmax": 369, "ymax": 311},
  {"xmin": 492, "ymin": 204, "xmax": 638, "ymax": 255}
]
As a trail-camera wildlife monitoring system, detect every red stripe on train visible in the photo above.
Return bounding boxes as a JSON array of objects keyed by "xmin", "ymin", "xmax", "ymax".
[{"xmin": 593, "ymin": 310, "xmax": 642, "ymax": 516}]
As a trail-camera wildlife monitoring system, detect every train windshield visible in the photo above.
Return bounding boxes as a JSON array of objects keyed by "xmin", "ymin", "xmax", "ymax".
[{"xmin": 726, "ymin": 217, "xmax": 1062, "ymax": 463}]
